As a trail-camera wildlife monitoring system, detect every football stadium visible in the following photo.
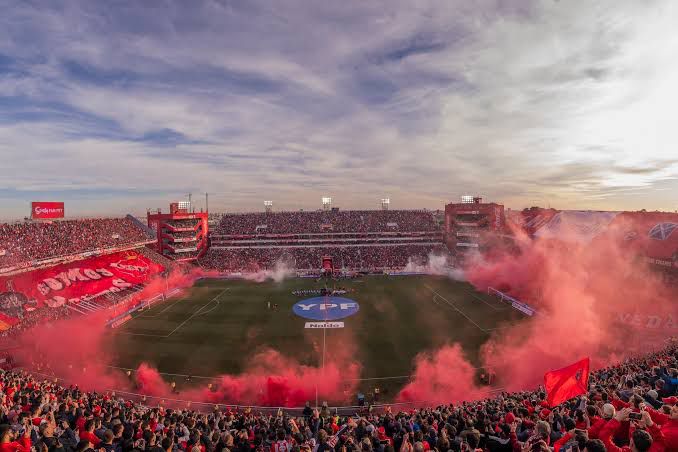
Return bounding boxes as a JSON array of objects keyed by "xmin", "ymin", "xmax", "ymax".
[
  {"xmin": 1, "ymin": 202, "xmax": 676, "ymax": 412},
  {"xmin": 2, "ymin": 2, "xmax": 678, "ymax": 452}
]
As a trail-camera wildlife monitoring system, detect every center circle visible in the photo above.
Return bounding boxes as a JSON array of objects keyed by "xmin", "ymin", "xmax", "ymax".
[{"xmin": 292, "ymin": 296, "xmax": 360, "ymax": 321}]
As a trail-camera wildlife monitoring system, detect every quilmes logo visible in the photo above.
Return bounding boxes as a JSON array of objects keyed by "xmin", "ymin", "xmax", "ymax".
[
  {"xmin": 34, "ymin": 206, "xmax": 63, "ymax": 215},
  {"xmin": 292, "ymin": 297, "xmax": 359, "ymax": 321}
]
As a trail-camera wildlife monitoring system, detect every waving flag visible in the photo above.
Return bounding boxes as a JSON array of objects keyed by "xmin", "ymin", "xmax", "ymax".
[
  {"xmin": 0, "ymin": 312, "xmax": 19, "ymax": 331},
  {"xmin": 544, "ymin": 358, "xmax": 590, "ymax": 407}
]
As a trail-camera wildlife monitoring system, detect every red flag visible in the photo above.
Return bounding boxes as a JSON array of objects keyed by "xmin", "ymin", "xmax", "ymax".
[
  {"xmin": 544, "ymin": 357, "xmax": 590, "ymax": 408},
  {"xmin": 0, "ymin": 312, "xmax": 19, "ymax": 331}
]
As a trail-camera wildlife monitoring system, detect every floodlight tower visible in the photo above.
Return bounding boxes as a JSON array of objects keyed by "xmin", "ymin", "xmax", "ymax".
[
  {"xmin": 461, "ymin": 195, "xmax": 474, "ymax": 204},
  {"xmin": 381, "ymin": 198, "xmax": 390, "ymax": 211},
  {"xmin": 322, "ymin": 197, "xmax": 332, "ymax": 211},
  {"xmin": 264, "ymin": 200, "xmax": 273, "ymax": 213}
]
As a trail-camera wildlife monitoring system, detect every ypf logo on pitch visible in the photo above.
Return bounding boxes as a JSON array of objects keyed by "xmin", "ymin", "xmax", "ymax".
[{"xmin": 292, "ymin": 296, "xmax": 359, "ymax": 321}]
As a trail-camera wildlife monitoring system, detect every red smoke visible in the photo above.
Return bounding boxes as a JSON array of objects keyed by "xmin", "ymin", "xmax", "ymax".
[
  {"xmin": 8, "ymin": 265, "xmax": 208, "ymax": 393},
  {"xmin": 80, "ymin": 348, "xmax": 360, "ymax": 408},
  {"xmin": 463, "ymin": 220, "xmax": 677, "ymax": 391},
  {"xmin": 135, "ymin": 362, "xmax": 171, "ymax": 396},
  {"xmin": 11, "ymin": 222, "xmax": 677, "ymax": 407},
  {"xmin": 109, "ymin": 266, "xmax": 218, "ymax": 317},
  {"xmin": 396, "ymin": 217, "xmax": 676, "ymax": 399},
  {"xmin": 10, "ymin": 264, "xmax": 360, "ymax": 408},
  {"xmin": 190, "ymin": 348, "xmax": 360, "ymax": 406},
  {"xmin": 396, "ymin": 344, "xmax": 489, "ymax": 404},
  {"xmin": 15, "ymin": 309, "xmax": 127, "ymax": 391}
]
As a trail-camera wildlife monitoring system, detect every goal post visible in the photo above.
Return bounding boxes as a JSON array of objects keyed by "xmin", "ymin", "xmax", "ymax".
[{"xmin": 487, "ymin": 287, "xmax": 537, "ymax": 316}]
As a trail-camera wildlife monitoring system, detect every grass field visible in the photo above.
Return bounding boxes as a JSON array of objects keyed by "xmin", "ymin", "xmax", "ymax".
[{"xmin": 109, "ymin": 275, "xmax": 526, "ymax": 399}]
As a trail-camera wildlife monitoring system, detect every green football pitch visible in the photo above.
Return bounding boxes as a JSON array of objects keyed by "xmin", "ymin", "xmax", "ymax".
[{"xmin": 108, "ymin": 275, "xmax": 526, "ymax": 399}]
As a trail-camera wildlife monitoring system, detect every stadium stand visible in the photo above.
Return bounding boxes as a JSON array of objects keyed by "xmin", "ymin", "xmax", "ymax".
[
  {"xmin": 215, "ymin": 210, "xmax": 439, "ymax": 234},
  {"xmin": 0, "ymin": 207, "xmax": 676, "ymax": 452},
  {"xmin": 200, "ymin": 245, "xmax": 448, "ymax": 272},
  {"xmin": 0, "ymin": 216, "xmax": 154, "ymax": 272},
  {"xmin": 0, "ymin": 217, "xmax": 172, "ymax": 335},
  {"xmin": 2, "ymin": 342, "xmax": 676, "ymax": 452},
  {"xmin": 202, "ymin": 210, "xmax": 445, "ymax": 272},
  {"xmin": 508, "ymin": 209, "xmax": 678, "ymax": 275}
]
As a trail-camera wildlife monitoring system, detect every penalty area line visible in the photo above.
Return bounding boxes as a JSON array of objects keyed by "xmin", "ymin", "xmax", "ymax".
[
  {"xmin": 165, "ymin": 288, "xmax": 229, "ymax": 337},
  {"xmin": 461, "ymin": 287, "xmax": 508, "ymax": 311},
  {"xmin": 138, "ymin": 295, "xmax": 190, "ymax": 318},
  {"xmin": 197, "ymin": 300, "xmax": 220, "ymax": 316},
  {"xmin": 425, "ymin": 285, "xmax": 487, "ymax": 333},
  {"xmin": 118, "ymin": 288, "xmax": 229, "ymax": 338}
]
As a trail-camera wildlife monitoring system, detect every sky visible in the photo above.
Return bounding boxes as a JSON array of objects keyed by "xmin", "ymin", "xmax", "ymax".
[{"xmin": 1, "ymin": 0, "xmax": 677, "ymax": 219}]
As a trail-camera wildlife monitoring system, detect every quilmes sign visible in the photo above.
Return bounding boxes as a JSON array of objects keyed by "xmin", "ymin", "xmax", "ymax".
[{"xmin": 293, "ymin": 297, "xmax": 359, "ymax": 321}]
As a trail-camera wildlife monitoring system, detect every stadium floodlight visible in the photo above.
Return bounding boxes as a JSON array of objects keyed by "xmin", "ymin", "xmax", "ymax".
[
  {"xmin": 381, "ymin": 198, "xmax": 390, "ymax": 210},
  {"xmin": 264, "ymin": 200, "xmax": 273, "ymax": 213},
  {"xmin": 322, "ymin": 197, "xmax": 332, "ymax": 210},
  {"xmin": 178, "ymin": 201, "xmax": 191, "ymax": 210},
  {"xmin": 461, "ymin": 195, "xmax": 474, "ymax": 204}
]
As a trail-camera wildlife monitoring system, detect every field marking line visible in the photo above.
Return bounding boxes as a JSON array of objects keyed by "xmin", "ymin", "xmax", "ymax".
[
  {"xmin": 424, "ymin": 285, "xmax": 487, "ymax": 333},
  {"xmin": 165, "ymin": 288, "xmax": 229, "ymax": 337},
  {"xmin": 484, "ymin": 325, "xmax": 514, "ymax": 332},
  {"xmin": 461, "ymin": 287, "xmax": 507, "ymax": 311},
  {"xmin": 26, "ymin": 366, "xmax": 508, "ymax": 410},
  {"xmin": 430, "ymin": 290, "xmax": 514, "ymax": 333},
  {"xmin": 115, "ymin": 331, "xmax": 170, "ymax": 337},
  {"xmin": 118, "ymin": 288, "xmax": 228, "ymax": 338},
  {"xmin": 105, "ymin": 366, "xmax": 494, "ymax": 383},
  {"xmin": 106, "ymin": 365, "xmax": 218, "ymax": 380},
  {"xmin": 138, "ymin": 295, "xmax": 190, "ymax": 318},
  {"xmin": 197, "ymin": 300, "xmax": 220, "ymax": 316},
  {"xmin": 430, "ymin": 293, "xmax": 487, "ymax": 333}
]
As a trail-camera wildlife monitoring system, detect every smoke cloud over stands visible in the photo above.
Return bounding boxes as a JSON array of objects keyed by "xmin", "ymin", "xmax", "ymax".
[
  {"xmin": 12, "ymin": 225, "xmax": 676, "ymax": 407},
  {"xmin": 14, "ymin": 265, "xmax": 358, "ymax": 407},
  {"xmin": 467, "ymin": 224, "xmax": 677, "ymax": 390},
  {"xmin": 394, "ymin": 222, "xmax": 676, "ymax": 400}
]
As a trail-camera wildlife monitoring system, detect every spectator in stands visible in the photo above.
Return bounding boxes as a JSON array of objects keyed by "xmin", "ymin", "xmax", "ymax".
[
  {"xmin": 199, "ymin": 210, "xmax": 444, "ymax": 273},
  {"xmin": 0, "ymin": 422, "xmax": 31, "ymax": 452},
  {"xmin": 0, "ymin": 341, "xmax": 674, "ymax": 452},
  {"xmin": 0, "ymin": 218, "xmax": 150, "ymax": 269}
]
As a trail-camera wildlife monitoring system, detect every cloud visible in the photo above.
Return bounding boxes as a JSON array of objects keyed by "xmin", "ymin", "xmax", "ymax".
[{"xmin": 0, "ymin": 0, "xmax": 677, "ymax": 219}]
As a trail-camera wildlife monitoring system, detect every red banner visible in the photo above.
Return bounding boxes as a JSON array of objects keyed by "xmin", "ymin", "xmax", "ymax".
[
  {"xmin": 31, "ymin": 202, "xmax": 65, "ymax": 219},
  {"xmin": 0, "ymin": 250, "xmax": 164, "ymax": 328}
]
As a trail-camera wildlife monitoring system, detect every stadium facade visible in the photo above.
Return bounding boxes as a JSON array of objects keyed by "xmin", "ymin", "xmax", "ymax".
[{"xmin": 147, "ymin": 202, "xmax": 209, "ymax": 262}]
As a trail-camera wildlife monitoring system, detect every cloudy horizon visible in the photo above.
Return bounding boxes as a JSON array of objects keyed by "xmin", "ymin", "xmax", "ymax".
[{"xmin": 1, "ymin": 0, "xmax": 677, "ymax": 220}]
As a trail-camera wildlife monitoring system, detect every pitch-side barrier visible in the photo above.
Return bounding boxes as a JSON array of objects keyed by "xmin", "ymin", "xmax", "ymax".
[
  {"xmin": 22, "ymin": 368, "xmax": 506, "ymax": 415},
  {"xmin": 487, "ymin": 287, "xmax": 537, "ymax": 316},
  {"xmin": 106, "ymin": 288, "xmax": 184, "ymax": 328}
]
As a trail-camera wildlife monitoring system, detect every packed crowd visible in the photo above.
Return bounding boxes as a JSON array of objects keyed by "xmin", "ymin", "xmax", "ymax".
[
  {"xmin": 0, "ymin": 343, "xmax": 675, "ymax": 452},
  {"xmin": 164, "ymin": 220, "xmax": 201, "ymax": 230},
  {"xmin": 214, "ymin": 211, "xmax": 439, "ymax": 235},
  {"xmin": 291, "ymin": 289, "xmax": 349, "ymax": 296},
  {"xmin": 165, "ymin": 232, "xmax": 201, "ymax": 241},
  {"xmin": 209, "ymin": 239, "xmax": 440, "ymax": 248},
  {"xmin": 0, "ymin": 247, "xmax": 173, "ymax": 337},
  {"xmin": 199, "ymin": 245, "xmax": 447, "ymax": 272},
  {"xmin": 0, "ymin": 306, "xmax": 71, "ymax": 339},
  {"xmin": 0, "ymin": 219, "xmax": 151, "ymax": 269}
]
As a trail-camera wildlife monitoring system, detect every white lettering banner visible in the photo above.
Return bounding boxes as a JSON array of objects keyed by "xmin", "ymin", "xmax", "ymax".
[{"xmin": 305, "ymin": 322, "xmax": 344, "ymax": 329}]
